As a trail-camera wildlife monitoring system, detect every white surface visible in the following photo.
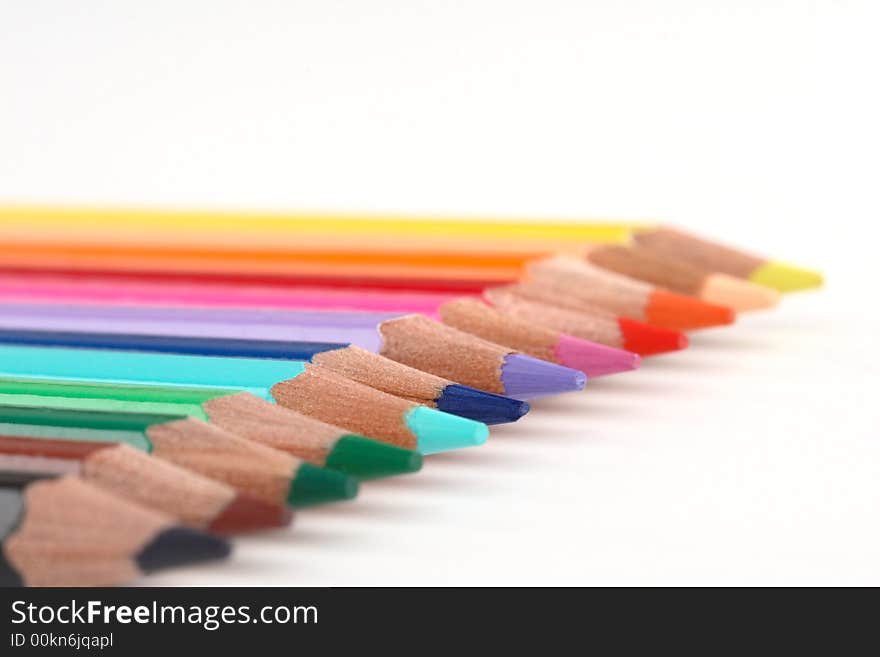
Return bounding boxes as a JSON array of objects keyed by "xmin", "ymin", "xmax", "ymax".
[{"xmin": 1, "ymin": 1, "xmax": 878, "ymax": 585}]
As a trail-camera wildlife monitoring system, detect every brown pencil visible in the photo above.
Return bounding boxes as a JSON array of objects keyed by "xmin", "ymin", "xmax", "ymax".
[
  {"xmin": 0, "ymin": 436, "xmax": 292, "ymax": 534},
  {"xmin": 0, "ymin": 476, "xmax": 230, "ymax": 586}
]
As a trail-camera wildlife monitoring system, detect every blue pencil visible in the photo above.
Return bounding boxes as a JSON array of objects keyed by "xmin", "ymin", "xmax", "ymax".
[{"xmin": 0, "ymin": 328, "xmax": 528, "ymax": 425}]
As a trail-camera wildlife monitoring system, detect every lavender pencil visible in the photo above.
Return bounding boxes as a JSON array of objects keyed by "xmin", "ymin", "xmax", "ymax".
[{"xmin": 0, "ymin": 303, "xmax": 586, "ymax": 399}]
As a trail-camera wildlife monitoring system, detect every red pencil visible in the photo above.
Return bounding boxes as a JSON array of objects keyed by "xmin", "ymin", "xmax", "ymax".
[{"xmin": 484, "ymin": 287, "xmax": 688, "ymax": 356}]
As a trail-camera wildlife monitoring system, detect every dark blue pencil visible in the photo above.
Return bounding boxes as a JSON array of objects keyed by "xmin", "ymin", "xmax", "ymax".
[{"xmin": 0, "ymin": 328, "xmax": 529, "ymax": 425}]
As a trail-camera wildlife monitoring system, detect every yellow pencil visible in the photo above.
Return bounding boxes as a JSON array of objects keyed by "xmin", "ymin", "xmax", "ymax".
[
  {"xmin": 0, "ymin": 205, "xmax": 636, "ymax": 245},
  {"xmin": 0, "ymin": 205, "xmax": 821, "ymax": 291}
]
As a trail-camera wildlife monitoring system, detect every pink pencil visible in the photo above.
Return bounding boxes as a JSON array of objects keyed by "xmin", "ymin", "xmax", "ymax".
[
  {"xmin": 0, "ymin": 273, "xmax": 640, "ymax": 377},
  {"xmin": 0, "ymin": 272, "xmax": 451, "ymax": 313}
]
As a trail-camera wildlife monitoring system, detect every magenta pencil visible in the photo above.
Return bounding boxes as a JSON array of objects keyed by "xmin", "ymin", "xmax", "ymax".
[
  {"xmin": 0, "ymin": 274, "xmax": 639, "ymax": 378},
  {"xmin": 0, "ymin": 272, "xmax": 458, "ymax": 313},
  {"xmin": 437, "ymin": 298, "xmax": 639, "ymax": 376}
]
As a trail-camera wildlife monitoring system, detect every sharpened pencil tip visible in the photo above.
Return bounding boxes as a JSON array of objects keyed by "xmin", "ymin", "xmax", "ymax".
[
  {"xmin": 405, "ymin": 406, "xmax": 488, "ymax": 454},
  {"xmin": 436, "ymin": 383, "xmax": 530, "ymax": 425},
  {"xmin": 554, "ymin": 334, "xmax": 640, "ymax": 377},
  {"xmin": 288, "ymin": 463, "xmax": 359, "ymax": 508},
  {"xmin": 136, "ymin": 526, "xmax": 231, "ymax": 573},
  {"xmin": 647, "ymin": 289, "xmax": 736, "ymax": 330},
  {"xmin": 325, "ymin": 434, "xmax": 423, "ymax": 479},
  {"xmin": 500, "ymin": 353, "xmax": 586, "ymax": 399},
  {"xmin": 700, "ymin": 273, "xmax": 781, "ymax": 311},
  {"xmin": 208, "ymin": 493, "xmax": 294, "ymax": 534},
  {"xmin": 618, "ymin": 317, "xmax": 688, "ymax": 356},
  {"xmin": 749, "ymin": 261, "xmax": 824, "ymax": 292}
]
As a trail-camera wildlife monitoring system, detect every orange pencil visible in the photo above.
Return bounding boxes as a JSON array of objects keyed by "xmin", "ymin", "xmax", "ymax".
[
  {"xmin": 0, "ymin": 242, "xmax": 740, "ymax": 329},
  {"xmin": 0, "ymin": 205, "xmax": 820, "ymax": 292},
  {"xmin": 522, "ymin": 256, "xmax": 736, "ymax": 329}
]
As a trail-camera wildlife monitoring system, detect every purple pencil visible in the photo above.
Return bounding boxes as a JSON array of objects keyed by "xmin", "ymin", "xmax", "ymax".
[{"xmin": 0, "ymin": 303, "xmax": 586, "ymax": 399}]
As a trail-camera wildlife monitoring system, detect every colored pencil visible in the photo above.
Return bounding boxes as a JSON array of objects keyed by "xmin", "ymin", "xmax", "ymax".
[
  {"xmin": 0, "ymin": 402, "xmax": 358, "ymax": 509},
  {"xmin": 0, "ymin": 271, "xmax": 474, "ymax": 312},
  {"xmin": 0, "ymin": 206, "xmax": 819, "ymax": 291},
  {"xmin": 0, "ymin": 242, "xmax": 535, "ymax": 281},
  {"xmin": 0, "ymin": 268, "xmax": 495, "ymax": 295},
  {"xmin": 0, "ymin": 304, "xmax": 586, "ymax": 399},
  {"xmin": 306, "ymin": 344, "xmax": 529, "ymax": 421},
  {"xmin": 0, "ymin": 345, "xmax": 489, "ymax": 454},
  {"xmin": 0, "ymin": 438, "xmax": 292, "ymax": 534},
  {"xmin": 0, "ymin": 288, "xmax": 638, "ymax": 379},
  {"xmin": 484, "ymin": 288, "xmax": 689, "ymax": 355},
  {"xmin": 0, "ymin": 241, "xmax": 792, "ymax": 299},
  {"xmin": 0, "ymin": 377, "xmax": 422, "ymax": 480},
  {"xmin": 566, "ymin": 246, "xmax": 782, "ymax": 310},
  {"xmin": 0, "ymin": 475, "xmax": 230, "ymax": 586},
  {"xmin": 523, "ymin": 256, "xmax": 739, "ymax": 326},
  {"xmin": 0, "ymin": 259, "xmax": 740, "ymax": 330},
  {"xmin": 0, "ymin": 317, "xmax": 530, "ymax": 425},
  {"xmin": 437, "ymin": 298, "xmax": 641, "ymax": 376},
  {"xmin": 171, "ymin": 389, "xmax": 423, "ymax": 475},
  {"xmin": 0, "ymin": 205, "xmax": 636, "ymax": 247},
  {"xmin": 632, "ymin": 227, "xmax": 823, "ymax": 292}
]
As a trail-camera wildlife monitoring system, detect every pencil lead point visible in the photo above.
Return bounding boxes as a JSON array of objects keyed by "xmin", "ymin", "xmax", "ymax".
[
  {"xmin": 618, "ymin": 318, "xmax": 688, "ymax": 356},
  {"xmin": 701, "ymin": 274, "xmax": 781, "ymax": 311},
  {"xmin": 287, "ymin": 463, "xmax": 359, "ymax": 508},
  {"xmin": 137, "ymin": 526, "xmax": 231, "ymax": 573},
  {"xmin": 435, "ymin": 383, "xmax": 530, "ymax": 424},
  {"xmin": 554, "ymin": 334, "xmax": 641, "ymax": 377},
  {"xmin": 325, "ymin": 435, "xmax": 423, "ymax": 479},
  {"xmin": 749, "ymin": 261, "xmax": 824, "ymax": 292},
  {"xmin": 208, "ymin": 493, "xmax": 294, "ymax": 534},
  {"xmin": 405, "ymin": 406, "xmax": 488, "ymax": 454},
  {"xmin": 647, "ymin": 289, "xmax": 736, "ymax": 330},
  {"xmin": 500, "ymin": 353, "xmax": 586, "ymax": 399}
]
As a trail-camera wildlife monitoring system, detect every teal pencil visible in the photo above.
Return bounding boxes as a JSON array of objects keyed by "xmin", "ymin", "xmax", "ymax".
[{"xmin": 0, "ymin": 345, "xmax": 488, "ymax": 454}]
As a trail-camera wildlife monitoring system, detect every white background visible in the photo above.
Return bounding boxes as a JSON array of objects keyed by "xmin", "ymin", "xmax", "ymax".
[{"xmin": 0, "ymin": 1, "xmax": 877, "ymax": 585}]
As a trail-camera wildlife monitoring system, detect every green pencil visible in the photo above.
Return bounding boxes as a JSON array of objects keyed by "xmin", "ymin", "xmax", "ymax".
[
  {"xmin": 0, "ymin": 399, "xmax": 358, "ymax": 510},
  {"xmin": 0, "ymin": 378, "xmax": 422, "ymax": 480}
]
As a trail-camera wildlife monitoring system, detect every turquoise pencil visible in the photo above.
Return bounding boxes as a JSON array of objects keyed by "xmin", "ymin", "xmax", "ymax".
[{"xmin": 0, "ymin": 345, "xmax": 488, "ymax": 454}]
